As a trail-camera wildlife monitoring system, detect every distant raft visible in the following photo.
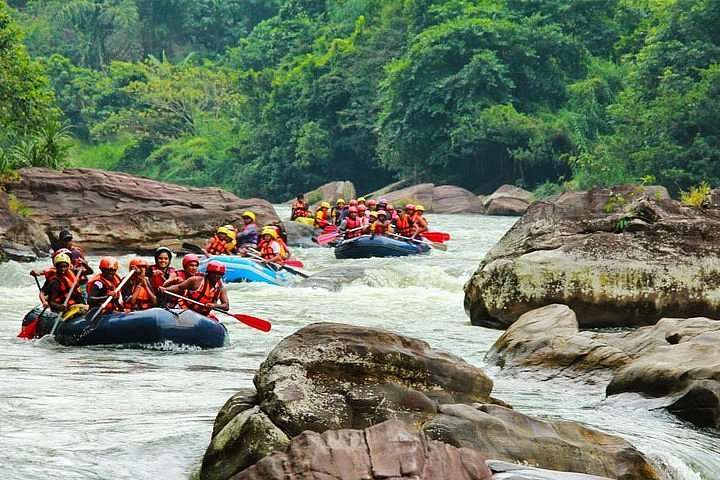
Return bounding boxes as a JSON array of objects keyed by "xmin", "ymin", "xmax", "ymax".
[
  {"xmin": 21, "ymin": 306, "xmax": 228, "ymax": 349},
  {"xmin": 334, "ymin": 235, "xmax": 430, "ymax": 259},
  {"xmin": 199, "ymin": 255, "xmax": 289, "ymax": 286}
]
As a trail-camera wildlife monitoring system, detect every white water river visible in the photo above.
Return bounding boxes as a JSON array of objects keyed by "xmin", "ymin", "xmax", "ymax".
[{"xmin": 1, "ymin": 208, "xmax": 718, "ymax": 479}]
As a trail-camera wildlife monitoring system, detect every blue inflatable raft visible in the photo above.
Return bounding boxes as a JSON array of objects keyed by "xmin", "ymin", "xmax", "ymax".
[
  {"xmin": 23, "ymin": 306, "xmax": 228, "ymax": 349},
  {"xmin": 199, "ymin": 255, "xmax": 289, "ymax": 286},
  {"xmin": 334, "ymin": 235, "xmax": 430, "ymax": 259}
]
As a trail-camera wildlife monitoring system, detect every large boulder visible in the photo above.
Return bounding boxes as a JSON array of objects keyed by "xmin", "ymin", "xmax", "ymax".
[
  {"xmin": 463, "ymin": 185, "xmax": 720, "ymax": 329},
  {"xmin": 424, "ymin": 404, "xmax": 657, "ymax": 480},
  {"xmin": 2, "ymin": 167, "xmax": 278, "ymax": 255},
  {"xmin": 482, "ymin": 184, "xmax": 533, "ymax": 216},
  {"xmin": 487, "ymin": 304, "xmax": 720, "ymax": 429},
  {"xmin": 378, "ymin": 183, "xmax": 435, "ymax": 210},
  {"xmin": 302, "ymin": 180, "xmax": 355, "ymax": 207},
  {"xmin": 369, "ymin": 183, "xmax": 484, "ymax": 213},
  {"xmin": 232, "ymin": 420, "xmax": 494, "ymax": 480},
  {"xmin": 201, "ymin": 323, "xmax": 659, "ymax": 480},
  {"xmin": 282, "ymin": 220, "xmax": 317, "ymax": 248},
  {"xmin": 0, "ymin": 187, "xmax": 50, "ymax": 261}
]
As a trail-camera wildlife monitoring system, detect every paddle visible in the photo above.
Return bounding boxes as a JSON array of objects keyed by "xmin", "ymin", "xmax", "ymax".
[
  {"xmin": 316, "ymin": 226, "xmax": 365, "ymax": 246},
  {"xmin": 161, "ymin": 290, "xmax": 271, "ymax": 332},
  {"xmin": 49, "ymin": 268, "xmax": 82, "ymax": 336},
  {"xmin": 86, "ymin": 270, "xmax": 136, "ymax": 329},
  {"xmin": 246, "ymin": 249, "xmax": 309, "ymax": 278},
  {"xmin": 421, "ymin": 231, "xmax": 451, "ymax": 243},
  {"xmin": 18, "ymin": 275, "xmax": 49, "ymax": 339},
  {"xmin": 388, "ymin": 232, "xmax": 448, "ymax": 251}
]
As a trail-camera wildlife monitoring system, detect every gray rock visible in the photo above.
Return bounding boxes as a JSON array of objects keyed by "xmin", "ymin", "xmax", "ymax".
[
  {"xmin": 488, "ymin": 460, "xmax": 612, "ymax": 480},
  {"xmin": 283, "ymin": 221, "xmax": 318, "ymax": 248}
]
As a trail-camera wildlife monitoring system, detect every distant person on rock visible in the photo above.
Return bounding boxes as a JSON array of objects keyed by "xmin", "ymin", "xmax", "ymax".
[
  {"xmin": 149, "ymin": 247, "xmax": 177, "ymax": 293},
  {"xmin": 236, "ymin": 211, "xmax": 259, "ymax": 253},
  {"xmin": 314, "ymin": 202, "xmax": 332, "ymax": 228},
  {"xmin": 161, "ymin": 260, "xmax": 229, "ymax": 318},
  {"xmin": 412, "ymin": 205, "xmax": 429, "ymax": 238},
  {"xmin": 87, "ymin": 256, "xmax": 123, "ymax": 313},
  {"xmin": 35, "ymin": 253, "xmax": 84, "ymax": 313},
  {"xmin": 291, "ymin": 194, "xmax": 310, "ymax": 220},
  {"xmin": 123, "ymin": 258, "xmax": 156, "ymax": 311},
  {"xmin": 204, "ymin": 226, "xmax": 237, "ymax": 256}
]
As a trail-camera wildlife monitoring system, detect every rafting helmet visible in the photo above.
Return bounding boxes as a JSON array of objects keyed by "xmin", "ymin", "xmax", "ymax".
[
  {"xmin": 349, "ymin": 199, "xmax": 358, "ymax": 206},
  {"xmin": 404, "ymin": 203, "xmax": 416, "ymax": 211},
  {"xmin": 182, "ymin": 254, "xmax": 200, "ymax": 269},
  {"xmin": 367, "ymin": 199, "xmax": 378, "ymax": 208},
  {"xmin": 206, "ymin": 260, "xmax": 226, "ymax": 275},
  {"xmin": 216, "ymin": 226, "xmax": 235, "ymax": 240},
  {"xmin": 386, "ymin": 203, "xmax": 395, "ymax": 211},
  {"xmin": 320, "ymin": 202, "xmax": 331, "ymax": 209},
  {"xmin": 369, "ymin": 211, "xmax": 378, "ymax": 218},
  {"xmin": 99, "ymin": 256, "xmax": 119, "ymax": 271},
  {"xmin": 242, "ymin": 211, "xmax": 256, "ymax": 222},
  {"xmin": 129, "ymin": 258, "xmax": 148, "ymax": 269},
  {"xmin": 261, "ymin": 227, "xmax": 279, "ymax": 239},
  {"xmin": 358, "ymin": 197, "xmax": 366, "ymax": 203},
  {"xmin": 154, "ymin": 246, "xmax": 173, "ymax": 262},
  {"xmin": 377, "ymin": 210, "xmax": 388, "ymax": 218},
  {"xmin": 53, "ymin": 253, "xmax": 71, "ymax": 266},
  {"xmin": 348, "ymin": 206, "xmax": 358, "ymax": 214},
  {"xmin": 358, "ymin": 204, "xmax": 367, "ymax": 212},
  {"xmin": 336, "ymin": 198, "xmax": 346, "ymax": 205},
  {"xmin": 415, "ymin": 205, "xmax": 426, "ymax": 212}
]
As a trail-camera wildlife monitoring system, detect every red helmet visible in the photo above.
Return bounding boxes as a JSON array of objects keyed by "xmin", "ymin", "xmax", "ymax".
[
  {"xmin": 349, "ymin": 199, "xmax": 358, "ymax": 206},
  {"xmin": 99, "ymin": 256, "xmax": 119, "ymax": 271},
  {"xmin": 386, "ymin": 204, "xmax": 395, "ymax": 211},
  {"xmin": 128, "ymin": 258, "xmax": 148, "ymax": 269},
  {"xmin": 348, "ymin": 206, "xmax": 358, "ymax": 214},
  {"xmin": 404, "ymin": 203, "xmax": 416, "ymax": 211},
  {"xmin": 182, "ymin": 254, "xmax": 200, "ymax": 269},
  {"xmin": 367, "ymin": 199, "xmax": 378, "ymax": 207},
  {"xmin": 206, "ymin": 260, "xmax": 226, "ymax": 275},
  {"xmin": 358, "ymin": 204, "xmax": 367, "ymax": 211}
]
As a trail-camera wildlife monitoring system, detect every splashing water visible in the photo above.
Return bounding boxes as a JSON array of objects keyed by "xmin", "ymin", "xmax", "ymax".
[{"xmin": 0, "ymin": 208, "xmax": 718, "ymax": 479}]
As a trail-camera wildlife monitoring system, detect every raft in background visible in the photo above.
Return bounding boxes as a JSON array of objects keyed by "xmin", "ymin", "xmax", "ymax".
[
  {"xmin": 199, "ymin": 255, "xmax": 290, "ymax": 286},
  {"xmin": 23, "ymin": 306, "xmax": 228, "ymax": 349},
  {"xmin": 334, "ymin": 235, "xmax": 430, "ymax": 259}
]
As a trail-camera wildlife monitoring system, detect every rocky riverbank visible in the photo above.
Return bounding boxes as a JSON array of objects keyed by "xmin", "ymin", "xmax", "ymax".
[
  {"xmin": 199, "ymin": 323, "xmax": 659, "ymax": 480},
  {"xmin": 464, "ymin": 185, "xmax": 720, "ymax": 329},
  {"xmin": 0, "ymin": 167, "xmax": 278, "ymax": 261}
]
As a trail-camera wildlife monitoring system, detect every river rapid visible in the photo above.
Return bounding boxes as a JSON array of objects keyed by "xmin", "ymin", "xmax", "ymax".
[{"xmin": 1, "ymin": 208, "xmax": 718, "ymax": 479}]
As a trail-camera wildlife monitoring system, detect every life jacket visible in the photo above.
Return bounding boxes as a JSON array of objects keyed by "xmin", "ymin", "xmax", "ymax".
[
  {"xmin": 185, "ymin": 278, "xmax": 223, "ymax": 315},
  {"xmin": 149, "ymin": 265, "xmax": 177, "ymax": 292},
  {"xmin": 344, "ymin": 216, "xmax": 365, "ymax": 239},
  {"xmin": 412, "ymin": 213, "xmax": 428, "ymax": 233},
  {"xmin": 395, "ymin": 215, "xmax": 414, "ymax": 237},
  {"xmin": 206, "ymin": 235, "xmax": 235, "ymax": 255},
  {"xmin": 291, "ymin": 201, "xmax": 309, "ymax": 218},
  {"xmin": 88, "ymin": 273, "xmax": 122, "ymax": 311},
  {"xmin": 260, "ymin": 239, "xmax": 286, "ymax": 263},
  {"xmin": 47, "ymin": 270, "xmax": 79, "ymax": 307},
  {"xmin": 314, "ymin": 209, "xmax": 329, "ymax": 228},
  {"xmin": 124, "ymin": 279, "xmax": 154, "ymax": 311},
  {"xmin": 370, "ymin": 220, "xmax": 390, "ymax": 235}
]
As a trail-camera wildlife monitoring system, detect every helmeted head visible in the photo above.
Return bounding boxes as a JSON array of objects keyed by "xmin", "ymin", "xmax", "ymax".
[
  {"xmin": 386, "ymin": 203, "xmax": 395, "ymax": 212},
  {"xmin": 242, "ymin": 211, "xmax": 256, "ymax": 224},
  {"xmin": 336, "ymin": 198, "xmax": 346, "ymax": 206},
  {"xmin": 53, "ymin": 252, "xmax": 71, "ymax": 273},
  {"xmin": 154, "ymin": 247, "xmax": 173, "ymax": 268},
  {"xmin": 99, "ymin": 256, "xmax": 119, "ymax": 278},
  {"xmin": 404, "ymin": 203, "xmax": 416, "ymax": 213},
  {"xmin": 377, "ymin": 210, "xmax": 388, "ymax": 220},
  {"xmin": 358, "ymin": 204, "xmax": 367, "ymax": 213},
  {"xmin": 320, "ymin": 201, "xmax": 331, "ymax": 210},
  {"xmin": 378, "ymin": 198, "xmax": 388, "ymax": 209},
  {"xmin": 216, "ymin": 226, "xmax": 235, "ymax": 243},
  {"xmin": 357, "ymin": 197, "xmax": 366, "ymax": 205},
  {"xmin": 369, "ymin": 211, "xmax": 378, "ymax": 219},
  {"xmin": 261, "ymin": 227, "xmax": 279, "ymax": 240},
  {"xmin": 182, "ymin": 254, "xmax": 200, "ymax": 274},
  {"xmin": 349, "ymin": 199, "xmax": 358, "ymax": 206},
  {"xmin": 205, "ymin": 260, "xmax": 226, "ymax": 282},
  {"xmin": 415, "ymin": 205, "xmax": 426, "ymax": 213},
  {"xmin": 129, "ymin": 257, "xmax": 149, "ymax": 273},
  {"xmin": 58, "ymin": 229, "xmax": 73, "ymax": 245},
  {"xmin": 367, "ymin": 199, "xmax": 378, "ymax": 209},
  {"xmin": 348, "ymin": 206, "xmax": 358, "ymax": 218}
]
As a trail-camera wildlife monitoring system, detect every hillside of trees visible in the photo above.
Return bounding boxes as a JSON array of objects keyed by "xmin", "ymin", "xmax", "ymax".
[{"xmin": 1, "ymin": 0, "xmax": 718, "ymax": 201}]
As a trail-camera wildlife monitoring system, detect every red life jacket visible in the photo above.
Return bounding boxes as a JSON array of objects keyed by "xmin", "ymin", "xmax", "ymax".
[
  {"xmin": 395, "ymin": 215, "xmax": 414, "ymax": 237},
  {"xmin": 149, "ymin": 265, "xmax": 176, "ymax": 292},
  {"xmin": 185, "ymin": 278, "xmax": 223, "ymax": 315},
  {"xmin": 47, "ymin": 270, "xmax": 79, "ymax": 307},
  {"xmin": 206, "ymin": 236, "xmax": 229, "ymax": 255},
  {"xmin": 314, "ymin": 209, "xmax": 329, "ymax": 228},
  {"xmin": 371, "ymin": 221, "xmax": 390, "ymax": 235},
  {"xmin": 88, "ymin": 273, "xmax": 122, "ymax": 312},
  {"xmin": 292, "ymin": 201, "xmax": 309, "ymax": 218},
  {"xmin": 344, "ymin": 216, "xmax": 365, "ymax": 238},
  {"xmin": 124, "ymin": 279, "xmax": 155, "ymax": 311}
]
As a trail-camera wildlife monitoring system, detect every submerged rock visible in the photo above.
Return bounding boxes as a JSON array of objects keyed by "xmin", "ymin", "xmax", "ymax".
[
  {"xmin": 2, "ymin": 167, "xmax": 278, "ymax": 256},
  {"xmin": 201, "ymin": 323, "xmax": 659, "ymax": 480},
  {"xmin": 463, "ymin": 184, "xmax": 720, "ymax": 329},
  {"xmin": 283, "ymin": 220, "xmax": 317, "ymax": 248},
  {"xmin": 487, "ymin": 304, "xmax": 720, "ymax": 429}
]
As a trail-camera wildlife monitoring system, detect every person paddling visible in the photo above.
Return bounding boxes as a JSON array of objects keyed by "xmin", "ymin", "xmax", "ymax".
[
  {"xmin": 412, "ymin": 205, "xmax": 429, "ymax": 238},
  {"xmin": 338, "ymin": 206, "xmax": 365, "ymax": 240},
  {"xmin": 162, "ymin": 254, "xmax": 201, "ymax": 308},
  {"xmin": 149, "ymin": 247, "xmax": 177, "ymax": 293},
  {"xmin": 54, "ymin": 229, "xmax": 92, "ymax": 300},
  {"xmin": 314, "ymin": 202, "xmax": 332, "ymax": 228},
  {"xmin": 258, "ymin": 227, "xmax": 289, "ymax": 264},
  {"xmin": 395, "ymin": 204, "xmax": 415, "ymax": 237},
  {"xmin": 236, "ymin": 211, "xmax": 259, "ymax": 253},
  {"xmin": 291, "ymin": 194, "xmax": 310, "ymax": 220},
  {"xmin": 370, "ymin": 210, "xmax": 393, "ymax": 236},
  {"xmin": 122, "ymin": 258, "xmax": 156, "ymax": 311},
  {"xmin": 331, "ymin": 199, "xmax": 346, "ymax": 226},
  {"xmin": 35, "ymin": 253, "xmax": 83, "ymax": 313},
  {"xmin": 161, "ymin": 260, "xmax": 229, "ymax": 318},
  {"xmin": 204, "ymin": 226, "xmax": 237, "ymax": 255},
  {"xmin": 87, "ymin": 257, "xmax": 123, "ymax": 313}
]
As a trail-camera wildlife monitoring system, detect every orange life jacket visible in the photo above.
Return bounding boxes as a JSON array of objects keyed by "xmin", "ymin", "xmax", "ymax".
[
  {"xmin": 185, "ymin": 278, "xmax": 223, "ymax": 315},
  {"xmin": 395, "ymin": 215, "xmax": 414, "ymax": 237},
  {"xmin": 206, "ymin": 236, "xmax": 230, "ymax": 255},
  {"xmin": 149, "ymin": 265, "xmax": 176, "ymax": 292},
  {"xmin": 47, "ymin": 270, "xmax": 79, "ymax": 307},
  {"xmin": 88, "ymin": 273, "xmax": 122, "ymax": 312},
  {"xmin": 344, "ymin": 216, "xmax": 365, "ymax": 238},
  {"xmin": 260, "ymin": 239, "xmax": 286, "ymax": 263},
  {"xmin": 412, "ymin": 213, "xmax": 428, "ymax": 233},
  {"xmin": 124, "ymin": 280, "xmax": 154, "ymax": 311},
  {"xmin": 370, "ymin": 220, "xmax": 390, "ymax": 235}
]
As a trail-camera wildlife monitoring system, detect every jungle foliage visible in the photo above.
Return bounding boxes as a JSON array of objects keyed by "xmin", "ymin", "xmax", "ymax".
[{"xmin": 2, "ymin": 0, "xmax": 719, "ymax": 200}]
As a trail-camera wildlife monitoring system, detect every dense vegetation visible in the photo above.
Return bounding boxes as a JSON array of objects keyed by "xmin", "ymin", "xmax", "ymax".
[{"xmin": 1, "ymin": 0, "xmax": 718, "ymax": 200}]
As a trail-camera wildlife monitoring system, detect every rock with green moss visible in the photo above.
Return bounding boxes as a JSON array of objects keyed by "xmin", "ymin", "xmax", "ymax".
[{"xmin": 463, "ymin": 185, "xmax": 720, "ymax": 329}]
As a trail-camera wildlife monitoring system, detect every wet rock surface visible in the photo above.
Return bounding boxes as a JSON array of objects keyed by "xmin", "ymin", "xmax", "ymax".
[
  {"xmin": 375, "ymin": 183, "xmax": 485, "ymax": 213},
  {"xmin": 482, "ymin": 184, "xmax": 533, "ymax": 216},
  {"xmin": 488, "ymin": 304, "xmax": 720, "ymax": 429},
  {"xmin": 2, "ymin": 167, "xmax": 278, "ymax": 257},
  {"xmin": 201, "ymin": 323, "xmax": 658, "ymax": 480},
  {"xmin": 0, "ymin": 187, "xmax": 51, "ymax": 261},
  {"xmin": 464, "ymin": 185, "xmax": 720, "ymax": 329}
]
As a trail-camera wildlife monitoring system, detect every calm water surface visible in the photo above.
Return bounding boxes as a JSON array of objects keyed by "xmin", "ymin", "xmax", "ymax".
[{"xmin": 1, "ymin": 207, "xmax": 717, "ymax": 479}]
